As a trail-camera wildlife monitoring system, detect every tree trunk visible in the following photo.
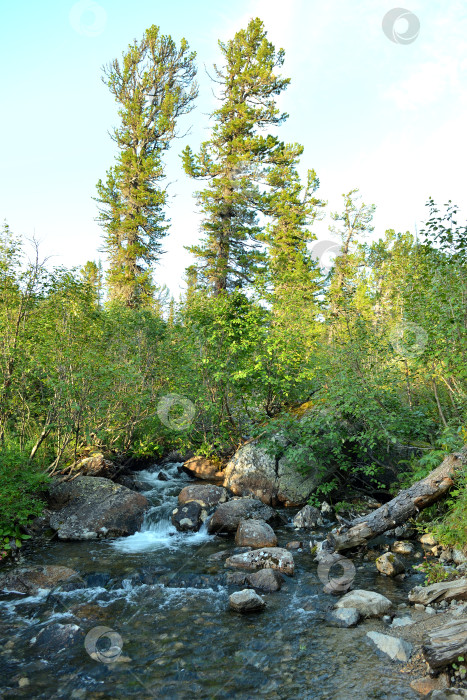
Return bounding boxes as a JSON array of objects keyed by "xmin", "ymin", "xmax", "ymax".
[
  {"xmin": 327, "ymin": 447, "xmax": 467, "ymax": 552},
  {"xmin": 423, "ymin": 618, "xmax": 467, "ymax": 669}
]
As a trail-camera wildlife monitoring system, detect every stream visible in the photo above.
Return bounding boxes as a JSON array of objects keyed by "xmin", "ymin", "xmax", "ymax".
[{"xmin": 0, "ymin": 462, "xmax": 423, "ymax": 699}]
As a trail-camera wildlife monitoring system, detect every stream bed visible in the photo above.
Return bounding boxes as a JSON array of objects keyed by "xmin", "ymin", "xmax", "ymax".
[{"xmin": 0, "ymin": 462, "xmax": 423, "ymax": 699}]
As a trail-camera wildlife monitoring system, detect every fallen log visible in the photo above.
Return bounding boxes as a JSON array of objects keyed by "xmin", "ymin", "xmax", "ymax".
[
  {"xmin": 423, "ymin": 618, "xmax": 467, "ymax": 669},
  {"xmin": 327, "ymin": 447, "xmax": 467, "ymax": 552},
  {"xmin": 409, "ymin": 578, "xmax": 467, "ymax": 606}
]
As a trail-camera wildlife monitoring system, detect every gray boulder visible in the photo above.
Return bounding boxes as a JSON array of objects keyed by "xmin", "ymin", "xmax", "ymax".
[
  {"xmin": 326, "ymin": 607, "xmax": 361, "ymax": 628},
  {"xmin": 48, "ymin": 476, "xmax": 149, "ymax": 540},
  {"xmin": 376, "ymin": 552, "xmax": 405, "ymax": 577},
  {"xmin": 208, "ymin": 498, "xmax": 279, "ymax": 534},
  {"xmin": 223, "ymin": 441, "xmax": 336, "ymax": 506},
  {"xmin": 229, "ymin": 589, "xmax": 266, "ymax": 613},
  {"xmin": 293, "ymin": 504, "xmax": 323, "ymax": 529},
  {"xmin": 235, "ymin": 519, "xmax": 277, "ymax": 548},
  {"xmin": 335, "ymin": 590, "xmax": 392, "ymax": 618},
  {"xmin": 178, "ymin": 484, "xmax": 228, "ymax": 508},
  {"xmin": 225, "ymin": 547, "xmax": 294, "ymax": 575},
  {"xmin": 366, "ymin": 631, "xmax": 413, "ymax": 662},
  {"xmin": 247, "ymin": 569, "xmax": 283, "ymax": 592}
]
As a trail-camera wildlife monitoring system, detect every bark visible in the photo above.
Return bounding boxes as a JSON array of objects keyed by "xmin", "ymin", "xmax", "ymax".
[
  {"xmin": 423, "ymin": 618, "xmax": 467, "ymax": 669},
  {"xmin": 409, "ymin": 578, "xmax": 467, "ymax": 606},
  {"xmin": 327, "ymin": 447, "xmax": 467, "ymax": 552}
]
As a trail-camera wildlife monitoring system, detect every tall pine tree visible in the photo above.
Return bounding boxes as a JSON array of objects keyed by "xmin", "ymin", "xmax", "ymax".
[
  {"xmin": 96, "ymin": 25, "xmax": 198, "ymax": 307},
  {"xmin": 182, "ymin": 18, "xmax": 301, "ymax": 295}
]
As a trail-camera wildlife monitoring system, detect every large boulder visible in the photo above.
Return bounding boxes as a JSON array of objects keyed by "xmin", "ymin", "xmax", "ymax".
[
  {"xmin": 0, "ymin": 565, "xmax": 84, "ymax": 594},
  {"xmin": 178, "ymin": 484, "xmax": 228, "ymax": 508},
  {"xmin": 235, "ymin": 519, "xmax": 277, "ymax": 548},
  {"xmin": 171, "ymin": 501, "xmax": 208, "ymax": 532},
  {"xmin": 222, "ymin": 442, "xmax": 335, "ymax": 506},
  {"xmin": 208, "ymin": 498, "xmax": 279, "ymax": 535},
  {"xmin": 182, "ymin": 456, "xmax": 224, "ymax": 483},
  {"xmin": 48, "ymin": 476, "xmax": 149, "ymax": 540},
  {"xmin": 229, "ymin": 589, "xmax": 266, "ymax": 613},
  {"xmin": 334, "ymin": 590, "xmax": 392, "ymax": 618},
  {"xmin": 225, "ymin": 547, "xmax": 295, "ymax": 575}
]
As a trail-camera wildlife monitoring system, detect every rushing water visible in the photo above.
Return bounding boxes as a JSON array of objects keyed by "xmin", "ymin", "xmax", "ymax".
[{"xmin": 0, "ymin": 463, "xmax": 423, "ymax": 699}]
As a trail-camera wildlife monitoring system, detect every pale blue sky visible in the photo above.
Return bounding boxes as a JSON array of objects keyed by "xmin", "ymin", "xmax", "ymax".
[{"xmin": 1, "ymin": 0, "xmax": 466, "ymax": 294}]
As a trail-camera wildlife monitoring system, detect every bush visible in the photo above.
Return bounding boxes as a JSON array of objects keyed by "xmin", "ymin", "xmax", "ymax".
[{"xmin": 0, "ymin": 444, "xmax": 49, "ymax": 536}]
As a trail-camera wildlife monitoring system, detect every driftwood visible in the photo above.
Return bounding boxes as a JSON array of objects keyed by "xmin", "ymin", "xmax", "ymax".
[
  {"xmin": 327, "ymin": 447, "xmax": 467, "ymax": 552},
  {"xmin": 409, "ymin": 578, "xmax": 467, "ymax": 606},
  {"xmin": 423, "ymin": 618, "xmax": 467, "ymax": 669}
]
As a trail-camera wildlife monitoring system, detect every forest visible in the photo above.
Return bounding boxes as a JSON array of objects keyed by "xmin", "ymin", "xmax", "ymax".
[{"xmin": 1, "ymin": 18, "xmax": 466, "ymax": 555}]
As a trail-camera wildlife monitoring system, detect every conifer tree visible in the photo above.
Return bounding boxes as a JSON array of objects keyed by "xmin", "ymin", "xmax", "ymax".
[
  {"xmin": 182, "ymin": 18, "xmax": 300, "ymax": 295},
  {"xmin": 96, "ymin": 25, "xmax": 198, "ymax": 308}
]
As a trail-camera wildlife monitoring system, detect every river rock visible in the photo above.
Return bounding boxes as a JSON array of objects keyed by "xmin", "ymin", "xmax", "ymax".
[
  {"xmin": 235, "ymin": 519, "xmax": 277, "ymax": 548},
  {"xmin": 0, "ymin": 565, "xmax": 84, "ymax": 594},
  {"xmin": 326, "ymin": 608, "xmax": 361, "ymax": 628},
  {"xmin": 178, "ymin": 484, "xmax": 228, "ymax": 508},
  {"xmin": 420, "ymin": 533, "xmax": 438, "ymax": 546},
  {"xmin": 452, "ymin": 549, "xmax": 467, "ymax": 565},
  {"xmin": 229, "ymin": 589, "xmax": 266, "ymax": 613},
  {"xmin": 376, "ymin": 552, "xmax": 405, "ymax": 577},
  {"xmin": 225, "ymin": 547, "xmax": 294, "ymax": 575},
  {"xmin": 75, "ymin": 452, "xmax": 116, "ymax": 478},
  {"xmin": 208, "ymin": 498, "xmax": 279, "ymax": 534},
  {"xmin": 48, "ymin": 476, "xmax": 149, "ymax": 540},
  {"xmin": 409, "ymin": 577, "xmax": 467, "ymax": 605},
  {"xmin": 392, "ymin": 541, "xmax": 415, "ymax": 555},
  {"xmin": 335, "ymin": 590, "xmax": 392, "ymax": 618},
  {"xmin": 30, "ymin": 623, "xmax": 84, "ymax": 656},
  {"xmin": 171, "ymin": 501, "xmax": 208, "ymax": 532},
  {"xmin": 366, "ymin": 631, "xmax": 413, "ymax": 662},
  {"xmin": 222, "ymin": 442, "xmax": 336, "ymax": 507},
  {"xmin": 410, "ymin": 674, "xmax": 449, "ymax": 695},
  {"xmin": 247, "ymin": 569, "xmax": 283, "ymax": 592},
  {"xmin": 182, "ymin": 456, "xmax": 224, "ymax": 483},
  {"xmin": 293, "ymin": 505, "xmax": 323, "ymax": 529},
  {"xmin": 430, "ymin": 691, "xmax": 467, "ymax": 699}
]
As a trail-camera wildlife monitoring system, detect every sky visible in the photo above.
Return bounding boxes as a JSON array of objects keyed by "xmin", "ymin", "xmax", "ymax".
[{"xmin": 1, "ymin": 0, "xmax": 466, "ymax": 296}]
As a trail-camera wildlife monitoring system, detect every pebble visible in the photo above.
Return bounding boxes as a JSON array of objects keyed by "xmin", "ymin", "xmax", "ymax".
[{"xmin": 18, "ymin": 678, "xmax": 29, "ymax": 688}]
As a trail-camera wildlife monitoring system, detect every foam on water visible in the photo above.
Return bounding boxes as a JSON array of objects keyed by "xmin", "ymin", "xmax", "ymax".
[{"xmin": 110, "ymin": 462, "xmax": 214, "ymax": 553}]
